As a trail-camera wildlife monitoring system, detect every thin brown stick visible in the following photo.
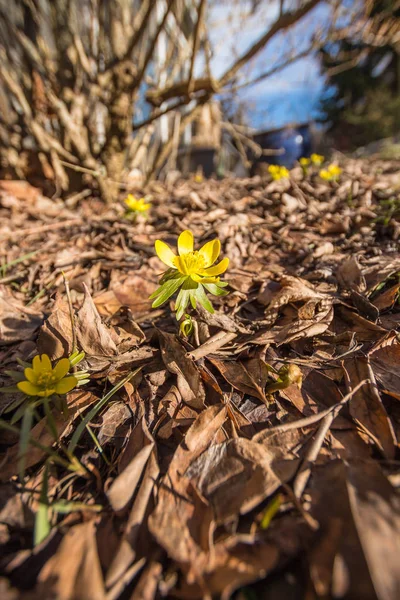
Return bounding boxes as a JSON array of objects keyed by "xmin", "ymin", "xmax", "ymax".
[
  {"xmin": 135, "ymin": 0, "xmax": 176, "ymax": 89},
  {"xmin": 219, "ymin": 0, "xmax": 321, "ymax": 87},
  {"xmin": 62, "ymin": 272, "xmax": 77, "ymax": 355},
  {"xmin": 188, "ymin": 0, "xmax": 207, "ymax": 94},
  {"xmin": 0, "ymin": 219, "xmax": 82, "ymax": 242},
  {"xmin": 292, "ymin": 379, "xmax": 370, "ymax": 498},
  {"xmin": 188, "ymin": 331, "xmax": 237, "ymax": 361}
]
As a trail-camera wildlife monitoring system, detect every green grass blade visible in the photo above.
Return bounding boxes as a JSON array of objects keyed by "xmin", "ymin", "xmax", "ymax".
[
  {"xmin": 68, "ymin": 369, "xmax": 140, "ymax": 454},
  {"xmin": 34, "ymin": 463, "xmax": 51, "ymax": 546},
  {"xmin": 18, "ymin": 404, "xmax": 34, "ymax": 482}
]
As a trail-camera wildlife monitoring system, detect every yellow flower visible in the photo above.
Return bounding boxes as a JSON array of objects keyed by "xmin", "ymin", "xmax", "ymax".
[
  {"xmin": 155, "ymin": 230, "xmax": 229, "ymax": 283},
  {"xmin": 299, "ymin": 157, "xmax": 310, "ymax": 166},
  {"xmin": 17, "ymin": 355, "xmax": 78, "ymax": 398},
  {"xmin": 319, "ymin": 169, "xmax": 331, "ymax": 181},
  {"xmin": 328, "ymin": 164, "xmax": 342, "ymax": 177},
  {"xmin": 268, "ymin": 165, "xmax": 289, "ymax": 181},
  {"xmin": 319, "ymin": 163, "xmax": 342, "ymax": 181},
  {"xmin": 150, "ymin": 230, "xmax": 229, "ymax": 319},
  {"xmin": 124, "ymin": 194, "xmax": 151, "ymax": 213},
  {"xmin": 311, "ymin": 153, "xmax": 324, "ymax": 166},
  {"xmin": 194, "ymin": 169, "xmax": 203, "ymax": 183}
]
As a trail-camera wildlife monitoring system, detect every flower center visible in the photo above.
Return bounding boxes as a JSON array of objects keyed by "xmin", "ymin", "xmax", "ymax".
[
  {"xmin": 174, "ymin": 251, "xmax": 206, "ymax": 275},
  {"xmin": 36, "ymin": 371, "xmax": 57, "ymax": 388}
]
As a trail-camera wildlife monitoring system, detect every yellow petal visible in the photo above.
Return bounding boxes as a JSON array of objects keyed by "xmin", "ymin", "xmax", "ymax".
[
  {"xmin": 174, "ymin": 255, "xmax": 189, "ymax": 275},
  {"xmin": 55, "ymin": 376, "xmax": 78, "ymax": 394},
  {"xmin": 38, "ymin": 388, "xmax": 56, "ymax": 397},
  {"xmin": 202, "ymin": 257, "xmax": 229, "ymax": 276},
  {"xmin": 40, "ymin": 354, "xmax": 52, "ymax": 373},
  {"xmin": 199, "ymin": 239, "xmax": 220, "ymax": 267},
  {"xmin": 24, "ymin": 367, "xmax": 38, "ymax": 384},
  {"xmin": 177, "ymin": 230, "xmax": 194, "ymax": 255},
  {"xmin": 155, "ymin": 240, "xmax": 177, "ymax": 268},
  {"xmin": 32, "ymin": 355, "xmax": 42, "ymax": 373},
  {"xmin": 17, "ymin": 381, "xmax": 41, "ymax": 396},
  {"xmin": 53, "ymin": 358, "xmax": 71, "ymax": 381}
]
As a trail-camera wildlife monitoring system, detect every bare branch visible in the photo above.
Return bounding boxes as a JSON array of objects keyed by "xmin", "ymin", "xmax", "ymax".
[
  {"xmin": 219, "ymin": 0, "xmax": 322, "ymax": 86},
  {"xmin": 135, "ymin": 0, "xmax": 176, "ymax": 89},
  {"xmin": 188, "ymin": 0, "xmax": 207, "ymax": 94},
  {"xmin": 105, "ymin": 0, "xmax": 154, "ymax": 70}
]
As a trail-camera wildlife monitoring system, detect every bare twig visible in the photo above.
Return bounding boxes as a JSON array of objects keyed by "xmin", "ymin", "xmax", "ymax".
[
  {"xmin": 219, "ymin": 0, "xmax": 322, "ymax": 86},
  {"xmin": 0, "ymin": 219, "xmax": 82, "ymax": 242},
  {"xmin": 188, "ymin": 0, "xmax": 207, "ymax": 94},
  {"xmin": 292, "ymin": 379, "xmax": 370, "ymax": 498},
  {"xmin": 188, "ymin": 331, "xmax": 237, "ymax": 361}
]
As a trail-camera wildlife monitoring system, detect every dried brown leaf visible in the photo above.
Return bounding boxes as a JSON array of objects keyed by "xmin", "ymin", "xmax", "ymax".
[
  {"xmin": 0, "ymin": 286, "xmax": 43, "ymax": 346},
  {"xmin": 37, "ymin": 521, "xmax": 105, "ymax": 600},
  {"xmin": 209, "ymin": 357, "xmax": 270, "ymax": 403},
  {"xmin": 159, "ymin": 331, "xmax": 205, "ymax": 409},
  {"xmin": 344, "ymin": 357, "xmax": 397, "ymax": 459}
]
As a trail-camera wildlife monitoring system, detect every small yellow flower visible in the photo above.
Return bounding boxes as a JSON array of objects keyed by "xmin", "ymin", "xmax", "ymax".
[
  {"xmin": 268, "ymin": 165, "xmax": 289, "ymax": 181},
  {"xmin": 328, "ymin": 164, "xmax": 342, "ymax": 177},
  {"xmin": 194, "ymin": 168, "xmax": 203, "ymax": 183},
  {"xmin": 311, "ymin": 153, "xmax": 324, "ymax": 166},
  {"xmin": 124, "ymin": 194, "xmax": 151, "ymax": 213},
  {"xmin": 319, "ymin": 169, "xmax": 331, "ymax": 181},
  {"xmin": 17, "ymin": 355, "xmax": 78, "ymax": 398},
  {"xmin": 299, "ymin": 157, "xmax": 311, "ymax": 166},
  {"xmin": 155, "ymin": 230, "xmax": 229, "ymax": 283},
  {"xmin": 319, "ymin": 164, "xmax": 342, "ymax": 181},
  {"xmin": 150, "ymin": 230, "xmax": 229, "ymax": 319}
]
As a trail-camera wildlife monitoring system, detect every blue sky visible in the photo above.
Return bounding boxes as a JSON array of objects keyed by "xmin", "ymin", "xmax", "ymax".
[{"xmin": 207, "ymin": 0, "xmax": 333, "ymax": 129}]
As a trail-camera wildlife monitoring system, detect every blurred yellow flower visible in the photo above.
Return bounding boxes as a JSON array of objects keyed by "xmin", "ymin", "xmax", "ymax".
[
  {"xmin": 311, "ymin": 153, "xmax": 324, "ymax": 166},
  {"xmin": 124, "ymin": 194, "xmax": 151, "ymax": 213},
  {"xmin": 150, "ymin": 230, "xmax": 229, "ymax": 319},
  {"xmin": 328, "ymin": 164, "xmax": 342, "ymax": 177},
  {"xmin": 299, "ymin": 157, "xmax": 310, "ymax": 166},
  {"xmin": 17, "ymin": 355, "xmax": 78, "ymax": 398},
  {"xmin": 319, "ymin": 164, "xmax": 342, "ymax": 181},
  {"xmin": 194, "ymin": 168, "xmax": 203, "ymax": 183},
  {"xmin": 268, "ymin": 165, "xmax": 289, "ymax": 181}
]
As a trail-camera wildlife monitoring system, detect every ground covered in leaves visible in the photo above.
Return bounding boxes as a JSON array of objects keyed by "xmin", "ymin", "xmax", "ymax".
[{"xmin": 0, "ymin": 158, "xmax": 400, "ymax": 600}]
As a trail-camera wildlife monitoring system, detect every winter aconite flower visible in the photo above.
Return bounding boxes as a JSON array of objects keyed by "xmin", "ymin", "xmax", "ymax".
[
  {"xmin": 150, "ymin": 230, "xmax": 229, "ymax": 320},
  {"xmin": 299, "ymin": 157, "xmax": 310, "ymax": 176},
  {"xmin": 268, "ymin": 165, "xmax": 289, "ymax": 181},
  {"xmin": 311, "ymin": 153, "xmax": 324, "ymax": 166},
  {"xmin": 319, "ymin": 164, "xmax": 342, "ymax": 181},
  {"xmin": 124, "ymin": 194, "xmax": 151, "ymax": 213},
  {"xmin": 17, "ymin": 355, "xmax": 78, "ymax": 398}
]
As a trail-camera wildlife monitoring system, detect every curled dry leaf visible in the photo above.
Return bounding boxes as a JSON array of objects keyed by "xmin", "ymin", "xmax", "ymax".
[
  {"xmin": 0, "ymin": 286, "xmax": 43, "ymax": 346},
  {"xmin": 310, "ymin": 460, "xmax": 400, "ymax": 600},
  {"xmin": 186, "ymin": 437, "xmax": 299, "ymax": 524},
  {"xmin": 369, "ymin": 335, "xmax": 400, "ymax": 401},
  {"xmin": 158, "ymin": 330, "xmax": 205, "ymax": 409},
  {"xmin": 37, "ymin": 295, "xmax": 73, "ymax": 359},
  {"xmin": 106, "ymin": 418, "xmax": 155, "ymax": 513},
  {"xmin": 37, "ymin": 521, "xmax": 105, "ymax": 600},
  {"xmin": 148, "ymin": 405, "xmax": 227, "ymax": 566},
  {"xmin": 343, "ymin": 357, "xmax": 397, "ymax": 459},
  {"xmin": 209, "ymin": 357, "xmax": 270, "ymax": 404},
  {"xmin": 263, "ymin": 276, "xmax": 329, "ymax": 326}
]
